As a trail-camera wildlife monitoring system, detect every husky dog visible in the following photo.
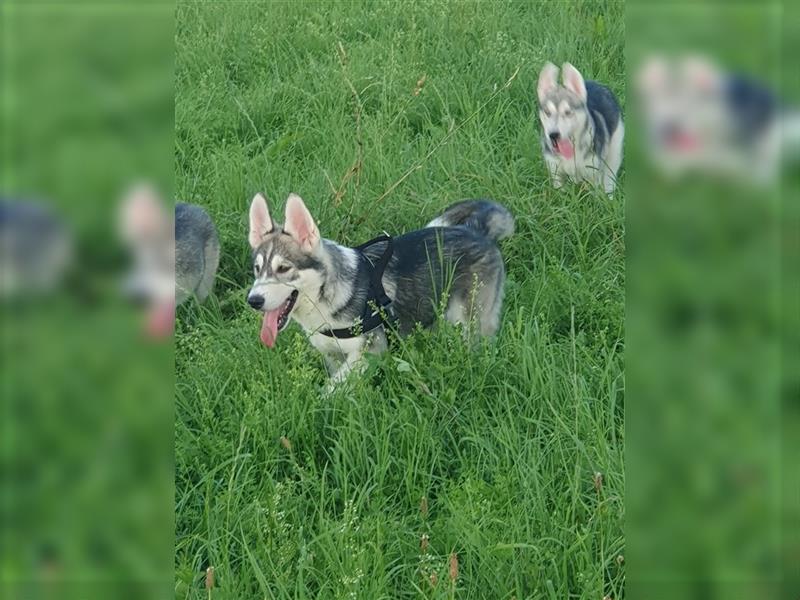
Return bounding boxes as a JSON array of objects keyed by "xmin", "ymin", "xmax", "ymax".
[
  {"xmin": 636, "ymin": 54, "xmax": 795, "ymax": 185},
  {"xmin": 537, "ymin": 62, "xmax": 624, "ymax": 195},
  {"xmin": 0, "ymin": 199, "xmax": 72, "ymax": 298},
  {"xmin": 246, "ymin": 194, "xmax": 513, "ymax": 385},
  {"xmin": 120, "ymin": 185, "xmax": 220, "ymax": 337}
]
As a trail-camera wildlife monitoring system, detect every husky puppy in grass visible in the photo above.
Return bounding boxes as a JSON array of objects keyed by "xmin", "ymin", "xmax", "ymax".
[
  {"xmin": 537, "ymin": 62, "xmax": 624, "ymax": 195},
  {"xmin": 246, "ymin": 193, "xmax": 513, "ymax": 385}
]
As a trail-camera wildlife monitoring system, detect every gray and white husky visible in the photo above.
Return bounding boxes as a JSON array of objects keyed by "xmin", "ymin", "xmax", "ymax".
[
  {"xmin": 246, "ymin": 193, "xmax": 513, "ymax": 385},
  {"xmin": 636, "ymin": 54, "xmax": 798, "ymax": 185},
  {"xmin": 120, "ymin": 185, "xmax": 220, "ymax": 337},
  {"xmin": 537, "ymin": 62, "xmax": 624, "ymax": 195}
]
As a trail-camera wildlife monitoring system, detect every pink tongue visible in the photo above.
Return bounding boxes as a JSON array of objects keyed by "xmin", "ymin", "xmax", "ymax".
[
  {"xmin": 556, "ymin": 139, "xmax": 575, "ymax": 159},
  {"xmin": 146, "ymin": 300, "xmax": 175, "ymax": 339},
  {"xmin": 260, "ymin": 308, "xmax": 281, "ymax": 348},
  {"xmin": 670, "ymin": 132, "xmax": 700, "ymax": 153}
]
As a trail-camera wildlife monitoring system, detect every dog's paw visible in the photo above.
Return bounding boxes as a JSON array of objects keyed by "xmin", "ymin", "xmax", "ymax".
[
  {"xmin": 321, "ymin": 379, "xmax": 338, "ymax": 398},
  {"xmin": 322, "ymin": 373, "xmax": 350, "ymax": 397}
]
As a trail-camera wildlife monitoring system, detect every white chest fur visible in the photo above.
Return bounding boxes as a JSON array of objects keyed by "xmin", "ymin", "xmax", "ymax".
[
  {"xmin": 546, "ymin": 147, "xmax": 602, "ymax": 185},
  {"xmin": 544, "ymin": 120, "xmax": 624, "ymax": 196}
]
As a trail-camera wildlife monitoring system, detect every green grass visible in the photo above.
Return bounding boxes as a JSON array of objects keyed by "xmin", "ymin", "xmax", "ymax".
[{"xmin": 175, "ymin": 1, "xmax": 625, "ymax": 598}]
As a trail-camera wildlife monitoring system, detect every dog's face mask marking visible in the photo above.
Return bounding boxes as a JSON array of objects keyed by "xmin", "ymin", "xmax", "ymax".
[
  {"xmin": 247, "ymin": 193, "xmax": 324, "ymax": 348},
  {"xmin": 637, "ymin": 55, "xmax": 727, "ymax": 155},
  {"xmin": 537, "ymin": 62, "xmax": 589, "ymax": 159}
]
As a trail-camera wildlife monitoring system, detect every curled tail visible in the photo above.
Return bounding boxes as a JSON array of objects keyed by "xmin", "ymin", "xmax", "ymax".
[{"xmin": 426, "ymin": 199, "xmax": 514, "ymax": 242}]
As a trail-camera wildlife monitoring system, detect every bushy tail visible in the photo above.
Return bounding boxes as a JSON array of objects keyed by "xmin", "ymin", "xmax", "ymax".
[{"xmin": 426, "ymin": 199, "xmax": 514, "ymax": 242}]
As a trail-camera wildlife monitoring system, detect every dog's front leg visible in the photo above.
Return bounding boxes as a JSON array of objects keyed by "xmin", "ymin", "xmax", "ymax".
[
  {"xmin": 546, "ymin": 158, "xmax": 565, "ymax": 189},
  {"xmin": 331, "ymin": 351, "xmax": 364, "ymax": 383},
  {"xmin": 322, "ymin": 353, "xmax": 341, "ymax": 377},
  {"xmin": 324, "ymin": 351, "xmax": 365, "ymax": 393},
  {"xmin": 603, "ymin": 176, "xmax": 616, "ymax": 196},
  {"xmin": 602, "ymin": 170, "xmax": 617, "ymax": 196}
]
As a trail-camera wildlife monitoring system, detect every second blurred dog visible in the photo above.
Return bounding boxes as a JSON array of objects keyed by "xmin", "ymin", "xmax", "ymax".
[
  {"xmin": 636, "ymin": 54, "xmax": 791, "ymax": 185},
  {"xmin": 120, "ymin": 185, "xmax": 219, "ymax": 337}
]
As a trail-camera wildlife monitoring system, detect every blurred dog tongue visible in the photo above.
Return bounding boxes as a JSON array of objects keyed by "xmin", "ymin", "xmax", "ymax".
[
  {"xmin": 670, "ymin": 132, "xmax": 700, "ymax": 153},
  {"xmin": 260, "ymin": 309, "xmax": 281, "ymax": 348},
  {"xmin": 147, "ymin": 300, "xmax": 175, "ymax": 339},
  {"xmin": 556, "ymin": 139, "xmax": 575, "ymax": 159}
]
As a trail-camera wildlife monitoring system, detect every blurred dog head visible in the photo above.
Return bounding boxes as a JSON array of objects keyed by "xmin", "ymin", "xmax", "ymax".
[
  {"xmin": 637, "ymin": 55, "xmax": 728, "ymax": 156},
  {"xmin": 118, "ymin": 184, "xmax": 175, "ymax": 337},
  {"xmin": 636, "ymin": 54, "xmax": 780, "ymax": 183}
]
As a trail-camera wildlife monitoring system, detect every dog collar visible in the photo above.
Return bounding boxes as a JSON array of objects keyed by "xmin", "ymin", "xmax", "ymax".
[{"xmin": 318, "ymin": 234, "xmax": 398, "ymax": 340}]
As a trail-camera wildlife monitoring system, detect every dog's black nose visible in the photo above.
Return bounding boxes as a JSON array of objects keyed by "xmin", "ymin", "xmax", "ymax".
[
  {"xmin": 548, "ymin": 131, "xmax": 560, "ymax": 143},
  {"xmin": 247, "ymin": 294, "xmax": 264, "ymax": 310}
]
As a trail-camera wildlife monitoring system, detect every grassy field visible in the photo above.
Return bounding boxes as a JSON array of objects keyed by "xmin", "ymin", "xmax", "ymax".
[{"xmin": 175, "ymin": 1, "xmax": 625, "ymax": 598}]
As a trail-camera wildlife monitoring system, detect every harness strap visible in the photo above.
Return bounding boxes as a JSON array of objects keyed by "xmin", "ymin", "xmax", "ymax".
[{"xmin": 318, "ymin": 234, "xmax": 398, "ymax": 340}]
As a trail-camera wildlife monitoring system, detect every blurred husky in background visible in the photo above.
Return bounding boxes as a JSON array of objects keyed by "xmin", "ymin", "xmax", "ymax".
[
  {"xmin": 537, "ymin": 62, "xmax": 625, "ymax": 195},
  {"xmin": 636, "ymin": 54, "xmax": 799, "ymax": 185},
  {"xmin": 120, "ymin": 185, "xmax": 219, "ymax": 337},
  {"xmin": 0, "ymin": 199, "xmax": 72, "ymax": 298},
  {"xmin": 246, "ymin": 194, "xmax": 513, "ymax": 385}
]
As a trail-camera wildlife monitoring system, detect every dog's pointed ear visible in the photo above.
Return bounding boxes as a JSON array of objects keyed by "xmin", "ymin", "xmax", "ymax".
[
  {"xmin": 284, "ymin": 193, "xmax": 320, "ymax": 252},
  {"xmin": 119, "ymin": 183, "xmax": 168, "ymax": 242},
  {"xmin": 562, "ymin": 63, "xmax": 587, "ymax": 102},
  {"xmin": 537, "ymin": 62, "xmax": 559, "ymax": 102},
  {"xmin": 637, "ymin": 55, "xmax": 669, "ymax": 95},
  {"xmin": 682, "ymin": 54, "xmax": 721, "ymax": 93},
  {"xmin": 249, "ymin": 192, "xmax": 273, "ymax": 249}
]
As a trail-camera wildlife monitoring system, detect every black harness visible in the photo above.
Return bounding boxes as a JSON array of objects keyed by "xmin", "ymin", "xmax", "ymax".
[{"xmin": 318, "ymin": 234, "xmax": 398, "ymax": 340}]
